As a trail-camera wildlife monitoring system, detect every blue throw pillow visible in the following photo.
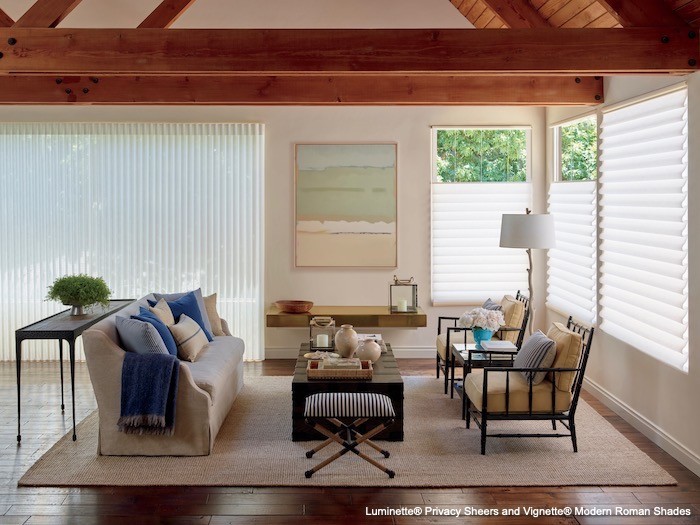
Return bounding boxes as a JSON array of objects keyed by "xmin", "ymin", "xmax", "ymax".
[
  {"xmin": 115, "ymin": 316, "xmax": 169, "ymax": 355},
  {"xmin": 153, "ymin": 289, "xmax": 213, "ymax": 336},
  {"xmin": 150, "ymin": 291, "xmax": 213, "ymax": 341},
  {"xmin": 132, "ymin": 308, "xmax": 178, "ymax": 356}
]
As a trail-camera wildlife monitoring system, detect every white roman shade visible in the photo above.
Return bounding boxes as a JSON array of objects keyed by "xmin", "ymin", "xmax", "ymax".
[
  {"xmin": 431, "ymin": 182, "xmax": 531, "ymax": 304},
  {"xmin": 0, "ymin": 123, "xmax": 265, "ymax": 362},
  {"xmin": 547, "ymin": 181, "xmax": 597, "ymax": 323},
  {"xmin": 599, "ymin": 87, "xmax": 689, "ymax": 371}
]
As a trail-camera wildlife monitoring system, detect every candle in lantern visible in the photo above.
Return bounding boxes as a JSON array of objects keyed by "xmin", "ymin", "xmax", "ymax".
[
  {"xmin": 397, "ymin": 299, "xmax": 408, "ymax": 312},
  {"xmin": 316, "ymin": 334, "xmax": 329, "ymax": 347}
]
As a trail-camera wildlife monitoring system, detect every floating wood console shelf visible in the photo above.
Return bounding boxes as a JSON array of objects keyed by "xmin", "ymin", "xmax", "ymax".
[{"xmin": 266, "ymin": 306, "xmax": 427, "ymax": 328}]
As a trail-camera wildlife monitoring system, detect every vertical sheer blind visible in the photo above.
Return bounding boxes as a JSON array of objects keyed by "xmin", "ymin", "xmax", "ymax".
[
  {"xmin": 431, "ymin": 182, "xmax": 531, "ymax": 304},
  {"xmin": 0, "ymin": 123, "xmax": 265, "ymax": 362},
  {"xmin": 600, "ymin": 87, "xmax": 689, "ymax": 371},
  {"xmin": 547, "ymin": 181, "xmax": 597, "ymax": 323}
]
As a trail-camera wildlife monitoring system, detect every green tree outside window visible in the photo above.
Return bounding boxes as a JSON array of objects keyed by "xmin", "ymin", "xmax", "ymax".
[
  {"xmin": 435, "ymin": 129, "xmax": 527, "ymax": 183},
  {"xmin": 559, "ymin": 117, "xmax": 597, "ymax": 181}
]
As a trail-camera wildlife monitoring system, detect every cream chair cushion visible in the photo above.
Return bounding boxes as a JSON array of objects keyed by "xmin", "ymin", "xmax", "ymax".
[
  {"xmin": 500, "ymin": 295, "xmax": 525, "ymax": 343},
  {"xmin": 546, "ymin": 322, "xmax": 583, "ymax": 392},
  {"xmin": 465, "ymin": 369, "xmax": 572, "ymax": 413},
  {"xmin": 436, "ymin": 329, "xmax": 504, "ymax": 361}
]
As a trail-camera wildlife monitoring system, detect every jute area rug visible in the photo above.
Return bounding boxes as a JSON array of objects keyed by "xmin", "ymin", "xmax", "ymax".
[{"xmin": 19, "ymin": 376, "xmax": 675, "ymax": 487}]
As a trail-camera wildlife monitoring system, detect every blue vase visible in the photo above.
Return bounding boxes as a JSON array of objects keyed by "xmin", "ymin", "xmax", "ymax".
[{"xmin": 472, "ymin": 328, "xmax": 494, "ymax": 350}]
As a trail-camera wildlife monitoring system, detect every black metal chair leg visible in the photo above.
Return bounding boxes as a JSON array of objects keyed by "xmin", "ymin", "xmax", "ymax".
[
  {"xmin": 465, "ymin": 398, "xmax": 471, "ymax": 429},
  {"xmin": 570, "ymin": 418, "xmax": 578, "ymax": 452},
  {"xmin": 443, "ymin": 358, "xmax": 449, "ymax": 395},
  {"xmin": 551, "ymin": 419, "xmax": 557, "ymax": 430},
  {"xmin": 436, "ymin": 354, "xmax": 440, "ymax": 379},
  {"xmin": 480, "ymin": 416, "xmax": 487, "ymax": 455}
]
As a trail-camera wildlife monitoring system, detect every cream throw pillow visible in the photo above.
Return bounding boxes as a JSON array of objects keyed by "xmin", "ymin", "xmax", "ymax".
[
  {"xmin": 203, "ymin": 293, "xmax": 225, "ymax": 337},
  {"xmin": 546, "ymin": 322, "xmax": 583, "ymax": 392},
  {"xmin": 168, "ymin": 314, "xmax": 208, "ymax": 362},
  {"xmin": 149, "ymin": 298, "xmax": 175, "ymax": 326}
]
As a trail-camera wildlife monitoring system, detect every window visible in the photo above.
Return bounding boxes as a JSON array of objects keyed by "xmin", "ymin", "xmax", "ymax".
[
  {"xmin": 547, "ymin": 116, "xmax": 598, "ymax": 323},
  {"xmin": 431, "ymin": 127, "xmax": 531, "ymax": 305},
  {"xmin": 599, "ymin": 87, "xmax": 689, "ymax": 371},
  {"xmin": 0, "ymin": 123, "xmax": 265, "ymax": 361}
]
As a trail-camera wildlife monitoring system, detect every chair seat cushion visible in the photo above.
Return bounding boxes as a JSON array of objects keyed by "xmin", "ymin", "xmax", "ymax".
[
  {"xmin": 304, "ymin": 393, "xmax": 395, "ymax": 418},
  {"xmin": 437, "ymin": 330, "xmax": 505, "ymax": 361},
  {"xmin": 465, "ymin": 369, "xmax": 572, "ymax": 414}
]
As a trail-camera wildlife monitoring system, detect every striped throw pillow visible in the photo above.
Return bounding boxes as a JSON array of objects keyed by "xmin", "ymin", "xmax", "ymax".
[
  {"xmin": 482, "ymin": 298, "xmax": 503, "ymax": 311},
  {"xmin": 513, "ymin": 331, "xmax": 557, "ymax": 385},
  {"xmin": 168, "ymin": 314, "xmax": 208, "ymax": 362}
]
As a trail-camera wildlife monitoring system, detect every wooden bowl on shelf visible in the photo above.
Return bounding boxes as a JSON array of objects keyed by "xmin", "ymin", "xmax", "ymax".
[{"xmin": 275, "ymin": 300, "xmax": 314, "ymax": 314}]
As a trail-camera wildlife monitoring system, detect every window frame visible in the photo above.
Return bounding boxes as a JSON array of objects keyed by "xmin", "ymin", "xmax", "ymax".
[{"xmin": 551, "ymin": 113, "xmax": 598, "ymax": 183}]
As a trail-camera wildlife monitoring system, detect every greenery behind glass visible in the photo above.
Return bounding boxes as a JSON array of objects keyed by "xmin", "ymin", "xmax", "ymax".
[
  {"xmin": 559, "ymin": 117, "xmax": 597, "ymax": 181},
  {"xmin": 435, "ymin": 129, "xmax": 527, "ymax": 183}
]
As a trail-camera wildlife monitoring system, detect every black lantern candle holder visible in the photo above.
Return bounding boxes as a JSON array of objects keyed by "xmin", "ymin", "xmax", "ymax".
[
  {"xmin": 389, "ymin": 275, "xmax": 418, "ymax": 313},
  {"xmin": 310, "ymin": 316, "xmax": 336, "ymax": 351}
]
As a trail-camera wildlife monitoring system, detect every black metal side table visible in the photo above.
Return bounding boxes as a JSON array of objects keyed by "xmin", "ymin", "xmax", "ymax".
[{"xmin": 15, "ymin": 299, "xmax": 134, "ymax": 444}]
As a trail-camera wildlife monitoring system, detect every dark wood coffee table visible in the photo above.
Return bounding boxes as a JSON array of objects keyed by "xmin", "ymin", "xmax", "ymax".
[{"xmin": 292, "ymin": 343, "xmax": 404, "ymax": 441}]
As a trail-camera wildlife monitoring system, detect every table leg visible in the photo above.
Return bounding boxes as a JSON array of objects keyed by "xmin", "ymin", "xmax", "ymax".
[
  {"xmin": 15, "ymin": 337, "xmax": 22, "ymax": 444},
  {"xmin": 69, "ymin": 339, "xmax": 77, "ymax": 441},
  {"xmin": 59, "ymin": 339, "xmax": 65, "ymax": 412},
  {"xmin": 449, "ymin": 350, "xmax": 455, "ymax": 399}
]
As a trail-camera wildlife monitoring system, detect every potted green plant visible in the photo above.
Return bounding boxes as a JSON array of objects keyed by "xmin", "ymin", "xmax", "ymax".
[{"xmin": 47, "ymin": 274, "xmax": 112, "ymax": 316}]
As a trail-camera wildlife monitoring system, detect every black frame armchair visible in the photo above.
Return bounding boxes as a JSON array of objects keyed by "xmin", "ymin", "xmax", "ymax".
[
  {"xmin": 465, "ymin": 316, "xmax": 594, "ymax": 455},
  {"xmin": 436, "ymin": 291, "xmax": 530, "ymax": 395}
]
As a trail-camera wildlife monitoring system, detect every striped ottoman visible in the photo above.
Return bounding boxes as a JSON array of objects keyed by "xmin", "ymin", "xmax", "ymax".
[{"xmin": 303, "ymin": 392, "xmax": 396, "ymax": 479}]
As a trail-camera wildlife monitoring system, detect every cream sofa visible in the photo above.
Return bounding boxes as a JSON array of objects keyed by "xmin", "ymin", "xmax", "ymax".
[{"xmin": 83, "ymin": 295, "xmax": 245, "ymax": 456}]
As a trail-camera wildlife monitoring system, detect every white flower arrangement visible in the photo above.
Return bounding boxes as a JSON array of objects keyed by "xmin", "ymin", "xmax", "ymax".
[{"xmin": 458, "ymin": 307, "xmax": 505, "ymax": 332}]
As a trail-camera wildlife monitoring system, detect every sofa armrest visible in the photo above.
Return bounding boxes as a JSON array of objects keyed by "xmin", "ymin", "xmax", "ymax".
[{"xmin": 220, "ymin": 318, "xmax": 232, "ymax": 337}]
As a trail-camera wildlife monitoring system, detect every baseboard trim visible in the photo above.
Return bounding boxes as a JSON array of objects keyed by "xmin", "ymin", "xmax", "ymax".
[
  {"xmin": 584, "ymin": 377, "xmax": 700, "ymax": 478},
  {"xmin": 265, "ymin": 346, "xmax": 436, "ymax": 359}
]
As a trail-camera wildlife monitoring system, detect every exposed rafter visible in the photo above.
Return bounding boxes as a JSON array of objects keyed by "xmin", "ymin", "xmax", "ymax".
[
  {"xmin": 481, "ymin": 0, "xmax": 549, "ymax": 28},
  {"xmin": 0, "ymin": 28, "xmax": 695, "ymax": 75},
  {"xmin": 13, "ymin": 0, "xmax": 83, "ymax": 28},
  {"xmin": 0, "ymin": 7, "xmax": 14, "ymax": 27},
  {"xmin": 0, "ymin": 75, "xmax": 603, "ymax": 105},
  {"xmin": 596, "ymin": 0, "xmax": 688, "ymax": 27},
  {"xmin": 138, "ymin": 0, "xmax": 198, "ymax": 29}
]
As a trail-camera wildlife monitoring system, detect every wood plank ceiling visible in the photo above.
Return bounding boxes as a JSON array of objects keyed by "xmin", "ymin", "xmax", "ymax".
[
  {"xmin": 452, "ymin": 0, "xmax": 700, "ymax": 28},
  {"xmin": 0, "ymin": 0, "xmax": 698, "ymax": 105}
]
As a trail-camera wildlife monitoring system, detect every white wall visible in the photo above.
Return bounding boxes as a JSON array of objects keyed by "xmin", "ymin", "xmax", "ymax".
[
  {"xmin": 546, "ymin": 74, "xmax": 700, "ymax": 476},
  {"xmin": 0, "ymin": 104, "xmax": 546, "ymax": 361}
]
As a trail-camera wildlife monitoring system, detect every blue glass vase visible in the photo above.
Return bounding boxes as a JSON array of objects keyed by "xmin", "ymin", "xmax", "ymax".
[{"xmin": 472, "ymin": 328, "xmax": 494, "ymax": 350}]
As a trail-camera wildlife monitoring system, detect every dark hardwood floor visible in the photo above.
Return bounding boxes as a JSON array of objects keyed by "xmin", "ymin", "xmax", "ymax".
[{"xmin": 1, "ymin": 359, "xmax": 699, "ymax": 524}]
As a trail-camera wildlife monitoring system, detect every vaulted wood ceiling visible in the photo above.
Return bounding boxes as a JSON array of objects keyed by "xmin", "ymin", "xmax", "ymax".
[
  {"xmin": 0, "ymin": 0, "xmax": 697, "ymax": 106},
  {"xmin": 451, "ymin": 0, "xmax": 700, "ymax": 28}
]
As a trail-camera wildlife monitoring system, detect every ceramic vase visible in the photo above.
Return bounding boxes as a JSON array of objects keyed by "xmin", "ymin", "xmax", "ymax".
[
  {"xmin": 356, "ymin": 338, "xmax": 382, "ymax": 363},
  {"xmin": 334, "ymin": 324, "xmax": 358, "ymax": 358},
  {"xmin": 472, "ymin": 328, "xmax": 494, "ymax": 350}
]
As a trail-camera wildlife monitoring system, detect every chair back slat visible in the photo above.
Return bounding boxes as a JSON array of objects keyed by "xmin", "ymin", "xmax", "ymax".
[{"xmin": 565, "ymin": 315, "xmax": 595, "ymax": 415}]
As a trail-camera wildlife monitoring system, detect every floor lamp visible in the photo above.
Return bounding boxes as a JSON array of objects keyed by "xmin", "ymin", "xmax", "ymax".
[{"xmin": 499, "ymin": 209, "xmax": 556, "ymax": 334}]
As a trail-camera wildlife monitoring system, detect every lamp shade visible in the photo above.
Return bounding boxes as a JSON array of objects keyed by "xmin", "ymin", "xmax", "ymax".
[{"xmin": 500, "ymin": 213, "xmax": 556, "ymax": 249}]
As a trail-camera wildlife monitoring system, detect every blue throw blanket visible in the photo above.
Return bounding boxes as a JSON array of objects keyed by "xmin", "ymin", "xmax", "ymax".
[{"xmin": 118, "ymin": 353, "xmax": 180, "ymax": 436}]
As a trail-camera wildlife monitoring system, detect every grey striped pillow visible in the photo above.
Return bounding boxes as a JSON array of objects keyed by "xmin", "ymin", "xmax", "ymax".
[
  {"xmin": 514, "ymin": 331, "xmax": 557, "ymax": 385},
  {"xmin": 482, "ymin": 298, "xmax": 503, "ymax": 311}
]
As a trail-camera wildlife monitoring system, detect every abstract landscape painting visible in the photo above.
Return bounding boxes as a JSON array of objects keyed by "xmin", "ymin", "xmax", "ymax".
[{"xmin": 295, "ymin": 143, "xmax": 397, "ymax": 267}]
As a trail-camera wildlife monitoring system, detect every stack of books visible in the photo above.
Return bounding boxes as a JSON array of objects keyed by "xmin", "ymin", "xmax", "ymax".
[{"xmin": 322, "ymin": 357, "xmax": 362, "ymax": 370}]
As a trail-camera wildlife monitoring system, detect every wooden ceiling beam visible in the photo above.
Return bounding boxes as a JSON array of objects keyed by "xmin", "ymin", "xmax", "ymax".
[
  {"xmin": 481, "ymin": 0, "xmax": 550, "ymax": 28},
  {"xmin": 13, "ymin": 0, "xmax": 83, "ymax": 28},
  {"xmin": 596, "ymin": 0, "xmax": 689, "ymax": 27},
  {"xmin": 0, "ymin": 8, "xmax": 14, "ymax": 27},
  {"xmin": 0, "ymin": 28, "xmax": 695, "ymax": 75},
  {"xmin": 138, "ymin": 0, "xmax": 198, "ymax": 29},
  {"xmin": 0, "ymin": 74, "xmax": 603, "ymax": 106}
]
